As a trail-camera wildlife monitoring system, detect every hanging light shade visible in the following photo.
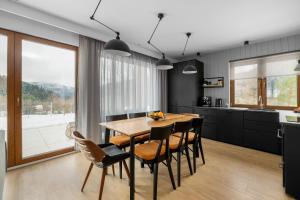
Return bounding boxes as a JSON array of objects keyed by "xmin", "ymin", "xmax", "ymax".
[
  {"xmin": 294, "ymin": 60, "xmax": 300, "ymax": 71},
  {"xmin": 104, "ymin": 35, "xmax": 131, "ymax": 57},
  {"xmin": 90, "ymin": 0, "xmax": 131, "ymax": 57},
  {"xmin": 156, "ymin": 54, "xmax": 173, "ymax": 70},
  {"xmin": 183, "ymin": 65, "xmax": 197, "ymax": 74}
]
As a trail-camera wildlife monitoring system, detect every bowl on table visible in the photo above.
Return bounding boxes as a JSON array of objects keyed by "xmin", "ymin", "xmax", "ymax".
[{"xmin": 148, "ymin": 111, "xmax": 165, "ymax": 121}]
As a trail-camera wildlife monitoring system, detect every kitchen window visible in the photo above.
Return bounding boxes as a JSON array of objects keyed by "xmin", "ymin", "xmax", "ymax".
[{"xmin": 230, "ymin": 52, "xmax": 300, "ymax": 110}]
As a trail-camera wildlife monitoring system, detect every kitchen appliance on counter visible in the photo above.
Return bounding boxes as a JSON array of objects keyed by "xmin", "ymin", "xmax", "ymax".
[
  {"xmin": 215, "ymin": 98, "xmax": 224, "ymax": 107},
  {"xmin": 199, "ymin": 96, "xmax": 212, "ymax": 107}
]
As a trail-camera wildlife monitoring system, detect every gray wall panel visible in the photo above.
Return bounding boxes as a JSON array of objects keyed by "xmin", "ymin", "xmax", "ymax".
[{"xmin": 198, "ymin": 34, "xmax": 300, "ymax": 105}]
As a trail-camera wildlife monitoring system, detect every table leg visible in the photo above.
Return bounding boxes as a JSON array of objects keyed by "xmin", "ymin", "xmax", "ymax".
[
  {"xmin": 104, "ymin": 128, "xmax": 110, "ymax": 143},
  {"xmin": 130, "ymin": 136, "xmax": 135, "ymax": 200}
]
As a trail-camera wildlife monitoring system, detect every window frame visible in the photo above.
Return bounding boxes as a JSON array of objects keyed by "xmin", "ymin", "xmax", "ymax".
[{"xmin": 230, "ymin": 75, "xmax": 300, "ymax": 110}]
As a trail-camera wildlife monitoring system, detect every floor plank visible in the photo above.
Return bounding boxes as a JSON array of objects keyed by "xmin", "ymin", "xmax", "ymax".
[{"xmin": 3, "ymin": 139, "xmax": 294, "ymax": 200}]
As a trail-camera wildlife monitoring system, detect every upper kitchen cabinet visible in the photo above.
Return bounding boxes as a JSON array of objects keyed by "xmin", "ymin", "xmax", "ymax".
[{"xmin": 168, "ymin": 59, "xmax": 204, "ymax": 107}]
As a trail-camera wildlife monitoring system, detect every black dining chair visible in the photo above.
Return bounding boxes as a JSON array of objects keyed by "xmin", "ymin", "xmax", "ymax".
[
  {"xmin": 169, "ymin": 120, "xmax": 193, "ymax": 186},
  {"xmin": 106, "ymin": 114, "xmax": 129, "ymax": 178},
  {"xmin": 173, "ymin": 117, "xmax": 205, "ymax": 173},
  {"xmin": 134, "ymin": 125, "xmax": 176, "ymax": 200},
  {"xmin": 73, "ymin": 131, "xmax": 130, "ymax": 200},
  {"xmin": 128, "ymin": 112, "xmax": 147, "ymax": 119},
  {"xmin": 106, "ymin": 114, "xmax": 151, "ymax": 178}
]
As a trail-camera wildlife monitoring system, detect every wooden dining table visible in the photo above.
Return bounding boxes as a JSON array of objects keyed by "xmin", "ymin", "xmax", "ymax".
[{"xmin": 99, "ymin": 113, "xmax": 196, "ymax": 200}]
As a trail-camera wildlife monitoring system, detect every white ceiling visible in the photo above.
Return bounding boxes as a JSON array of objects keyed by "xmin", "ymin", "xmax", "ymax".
[{"xmin": 16, "ymin": 0, "xmax": 300, "ymax": 59}]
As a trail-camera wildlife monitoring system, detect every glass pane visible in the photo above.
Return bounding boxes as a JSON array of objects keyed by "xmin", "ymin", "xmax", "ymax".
[
  {"xmin": 21, "ymin": 40, "xmax": 75, "ymax": 158},
  {"xmin": 267, "ymin": 76, "xmax": 297, "ymax": 107},
  {"xmin": 232, "ymin": 64, "xmax": 258, "ymax": 80},
  {"xmin": 235, "ymin": 79, "xmax": 258, "ymax": 105},
  {"xmin": 0, "ymin": 35, "xmax": 8, "ymax": 142}
]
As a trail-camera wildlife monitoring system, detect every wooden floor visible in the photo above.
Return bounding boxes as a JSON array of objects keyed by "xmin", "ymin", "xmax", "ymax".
[{"xmin": 3, "ymin": 139, "xmax": 294, "ymax": 200}]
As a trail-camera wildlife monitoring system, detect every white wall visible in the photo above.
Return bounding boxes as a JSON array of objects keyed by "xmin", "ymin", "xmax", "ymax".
[
  {"xmin": 198, "ymin": 34, "xmax": 300, "ymax": 105},
  {"xmin": 0, "ymin": 11, "xmax": 79, "ymax": 46}
]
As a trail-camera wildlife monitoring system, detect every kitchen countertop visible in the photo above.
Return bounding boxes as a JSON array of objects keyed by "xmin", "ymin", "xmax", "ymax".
[{"xmin": 185, "ymin": 106, "xmax": 300, "ymax": 124}]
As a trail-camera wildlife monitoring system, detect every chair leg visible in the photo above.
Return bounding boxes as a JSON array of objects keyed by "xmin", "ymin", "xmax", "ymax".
[
  {"xmin": 177, "ymin": 151, "xmax": 181, "ymax": 187},
  {"xmin": 112, "ymin": 164, "xmax": 115, "ymax": 176},
  {"xmin": 122, "ymin": 160, "xmax": 131, "ymax": 180},
  {"xmin": 194, "ymin": 141, "xmax": 200, "ymax": 158},
  {"xmin": 199, "ymin": 139, "xmax": 205, "ymax": 164},
  {"xmin": 81, "ymin": 163, "xmax": 93, "ymax": 192},
  {"xmin": 185, "ymin": 145, "xmax": 193, "ymax": 176},
  {"xmin": 99, "ymin": 167, "xmax": 107, "ymax": 200},
  {"xmin": 153, "ymin": 163, "xmax": 159, "ymax": 200},
  {"xmin": 166, "ymin": 158, "xmax": 176, "ymax": 190},
  {"xmin": 193, "ymin": 144, "xmax": 197, "ymax": 173},
  {"xmin": 119, "ymin": 161, "xmax": 123, "ymax": 179}
]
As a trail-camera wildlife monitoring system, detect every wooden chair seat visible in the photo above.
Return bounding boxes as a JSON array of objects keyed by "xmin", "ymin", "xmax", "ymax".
[
  {"xmin": 168, "ymin": 135, "xmax": 184, "ymax": 150},
  {"xmin": 136, "ymin": 133, "xmax": 150, "ymax": 141},
  {"xmin": 109, "ymin": 135, "xmax": 130, "ymax": 146},
  {"xmin": 173, "ymin": 132, "xmax": 196, "ymax": 142},
  {"xmin": 110, "ymin": 133, "xmax": 150, "ymax": 147},
  {"xmin": 135, "ymin": 142, "xmax": 166, "ymax": 161}
]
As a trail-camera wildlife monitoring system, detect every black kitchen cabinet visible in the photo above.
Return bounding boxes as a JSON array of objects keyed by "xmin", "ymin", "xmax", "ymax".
[
  {"xmin": 243, "ymin": 111, "xmax": 280, "ymax": 154},
  {"xmin": 167, "ymin": 60, "xmax": 204, "ymax": 107},
  {"xmin": 282, "ymin": 123, "xmax": 300, "ymax": 199},
  {"xmin": 216, "ymin": 109, "xmax": 243, "ymax": 145},
  {"xmin": 194, "ymin": 108, "xmax": 217, "ymax": 140},
  {"xmin": 167, "ymin": 106, "xmax": 281, "ymax": 155}
]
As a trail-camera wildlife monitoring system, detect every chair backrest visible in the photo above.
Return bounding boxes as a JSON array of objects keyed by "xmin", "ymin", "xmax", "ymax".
[
  {"xmin": 192, "ymin": 117, "xmax": 204, "ymax": 137},
  {"xmin": 150, "ymin": 124, "xmax": 173, "ymax": 160},
  {"xmin": 73, "ymin": 131, "xmax": 106, "ymax": 163},
  {"xmin": 174, "ymin": 120, "xmax": 192, "ymax": 147},
  {"xmin": 128, "ymin": 112, "xmax": 146, "ymax": 119},
  {"xmin": 106, "ymin": 114, "xmax": 128, "ymax": 122}
]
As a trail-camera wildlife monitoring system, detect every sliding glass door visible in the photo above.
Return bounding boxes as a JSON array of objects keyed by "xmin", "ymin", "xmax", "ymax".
[
  {"xmin": 0, "ymin": 28, "xmax": 77, "ymax": 166},
  {"xmin": 15, "ymin": 34, "xmax": 77, "ymax": 164},
  {"xmin": 0, "ymin": 29, "xmax": 14, "ymax": 167}
]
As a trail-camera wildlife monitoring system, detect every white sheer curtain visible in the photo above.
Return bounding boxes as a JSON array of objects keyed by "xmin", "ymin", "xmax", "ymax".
[{"xmin": 99, "ymin": 52, "xmax": 160, "ymax": 122}]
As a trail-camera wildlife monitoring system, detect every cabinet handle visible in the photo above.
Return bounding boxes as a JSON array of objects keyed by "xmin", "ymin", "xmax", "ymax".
[
  {"xmin": 277, "ymin": 129, "xmax": 283, "ymax": 139},
  {"xmin": 279, "ymin": 162, "xmax": 283, "ymax": 168}
]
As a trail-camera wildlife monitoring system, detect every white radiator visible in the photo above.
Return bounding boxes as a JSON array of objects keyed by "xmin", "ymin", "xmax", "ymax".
[{"xmin": 0, "ymin": 130, "xmax": 5, "ymax": 200}]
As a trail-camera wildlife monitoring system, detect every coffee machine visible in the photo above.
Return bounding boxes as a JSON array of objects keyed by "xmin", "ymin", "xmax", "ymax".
[{"xmin": 199, "ymin": 96, "xmax": 212, "ymax": 107}]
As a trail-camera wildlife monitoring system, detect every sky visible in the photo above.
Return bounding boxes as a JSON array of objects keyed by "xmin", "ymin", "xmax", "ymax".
[
  {"xmin": 0, "ymin": 36, "xmax": 75, "ymax": 87},
  {"xmin": 22, "ymin": 40, "xmax": 75, "ymax": 87}
]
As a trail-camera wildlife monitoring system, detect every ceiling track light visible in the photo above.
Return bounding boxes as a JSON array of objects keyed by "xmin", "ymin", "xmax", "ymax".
[
  {"xmin": 244, "ymin": 40, "xmax": 250, "ymax": 46},
  {"xmin": 90, "ymin": 0, "xmax": 131, "ymax": 56},
  {"xmin": 181, "ymin": 32, "xmax": 197, "ymax": 74},
  {"xmin": 294, "ymin": 60, "xmax": 300, "ymax": 71},
  {"xmin": 147, "ymin": 13, "xmax": 173, "ymax": 70}
]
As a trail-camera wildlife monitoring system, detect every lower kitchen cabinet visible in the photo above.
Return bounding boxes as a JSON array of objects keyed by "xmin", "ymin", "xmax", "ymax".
[
  {"xmin": 282, "ymin": 123, "xmax": 300, "ymax": 199},
  {"xmin": 216, "ymin": 109, "xmax": 243, "ymax": 145},
  {"xmin": 167, "ymin": 106, "xmax": 281, "ymax": 155},
  {"xmin": 243, "ymin": 129, "xmax": 280, "ymax": 154},
  {"xmin": 202, "ymin": 123, "xmax": 217, "ymax": 140}
]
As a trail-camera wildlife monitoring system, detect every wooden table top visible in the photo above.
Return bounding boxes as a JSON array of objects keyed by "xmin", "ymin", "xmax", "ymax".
[{"xmin": 99, "ymin": 113, "xmax": 196, "ymax": 137}]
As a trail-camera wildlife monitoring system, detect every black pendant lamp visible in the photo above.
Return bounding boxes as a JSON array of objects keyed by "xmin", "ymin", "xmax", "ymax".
[
  {"xmin": 90, "ymin": 0, "xmax": 131, "ymax": 56},
  {"xmin": 147, "ymin": 13, "xmax": 173, "ymax": 70},
  {"xmin": 181, "ymin": 33, "xmax": 197, "ymax": 74}
]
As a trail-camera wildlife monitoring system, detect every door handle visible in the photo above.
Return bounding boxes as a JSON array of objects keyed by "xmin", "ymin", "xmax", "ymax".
[
  {"xmin": 17, "ymin": 97, "xmax": 20, "ymax": 106},
  {"xmin": 277, "ymin": 129, "xmax": 283, "ymax": 139}
]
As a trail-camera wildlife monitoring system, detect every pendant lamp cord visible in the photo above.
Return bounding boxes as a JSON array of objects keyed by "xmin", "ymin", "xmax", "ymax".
[
  {"xmin": 90, "ymin": 0, "xmax": 120, "ymax": 37},
  {"xmin": 147, "ymin": 13, "xmax": 166, "ymax": 58},
  {"xmin": 182, "ymin": 32, "xmax": 191, "ymax": 56}
]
